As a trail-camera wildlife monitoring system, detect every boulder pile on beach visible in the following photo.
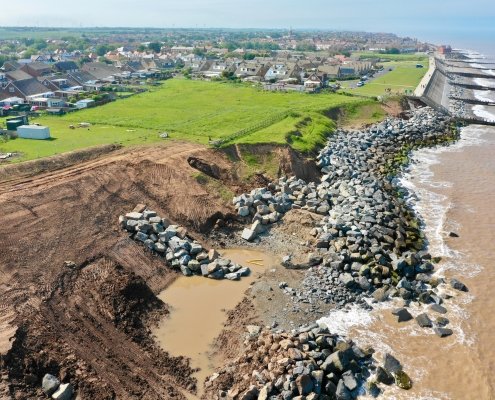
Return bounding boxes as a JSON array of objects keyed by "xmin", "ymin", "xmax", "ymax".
[
  {"xmin": 119, "ymin": 204, "xmax": 250, "ymax": 280},
  {"xmin": 205, "ymin": 323, "xmax": 412, "ymax": 399},
  {"xmin": 235, "ymin": 107, "xmax": 459, "ymax": 308}
]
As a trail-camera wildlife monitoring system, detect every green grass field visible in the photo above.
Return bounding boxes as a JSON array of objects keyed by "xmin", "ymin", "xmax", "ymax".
[
  {"xmin": 341, "ymin": 61, "xmax": 427, "ymax": 97},
  {"xmin": 1, "ymin": 79, "xmax": 370, "ymax": 162},
  {"xmin": 354, "ymin": 51, "xmax": 429, "ymax": 62},
  {"xmin": 0, "ymin": 122, "xmax": 159, "ymax": 161}
]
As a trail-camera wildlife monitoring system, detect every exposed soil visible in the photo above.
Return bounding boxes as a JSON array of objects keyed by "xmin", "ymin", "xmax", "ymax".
[
  {"xmin": 0, "ymin": 141, "xmax": 241, "ymax": 399},
  {"xmin": 0, "ymin": 138, "xmax": 322, "ymax": 399},
  {"xmin": 0, "ymin": 101, "xmax": 403, "ymax": 399}
]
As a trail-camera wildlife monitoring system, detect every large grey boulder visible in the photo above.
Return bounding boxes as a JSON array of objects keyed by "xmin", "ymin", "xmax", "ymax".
[
  {"xmin": 125, "ymin": 212, "xmax": 143, "ymax": 220},
  {"xmin": 335, "ymin": 379, "xmax": 352, "ymax": 400},
  {"xmin": 296, "ymin": 374, "xmax": 313, "ymax": 395},
  {"xmin": 241, "ymin": 228, "xmax": 257, "ymax": 241},
  {"xmin": 415, "ymin": 313, "xmax": 433, "ymax": 328},
  {"xmin": 450, "ymin": 278, "xmax": 468, "ymax": 292},
  {"xmin": 341, "ymin": 370, "xmax": 358, "ymax": 391},
  {"xmin": 392, "ymin": 308, "xmax": 413, "ymax": 322},
  {"xmin": 238, "ymin": 206, "xmax": 250, "ymax": 217},
  {"xmin": 42, "ymin": 374, "xmax": 60, "ymax": 396},
  {"xmin": 383, "ymin": 353, "xmax": 402, "ymax": 374},
  {"xmin": 434, "ymin": 327, "xmax": 453, "ymax": 337}
]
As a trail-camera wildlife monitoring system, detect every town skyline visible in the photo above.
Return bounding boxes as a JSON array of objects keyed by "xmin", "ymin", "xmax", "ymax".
[{"xmin": 1, "ymin": 0, "xmax": 494, "ymax": 46}]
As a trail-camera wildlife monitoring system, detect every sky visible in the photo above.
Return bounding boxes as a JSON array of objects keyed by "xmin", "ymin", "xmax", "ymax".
[{"xmin": 0, "ymin": 0, "xmax": 494, "ymax": 53}]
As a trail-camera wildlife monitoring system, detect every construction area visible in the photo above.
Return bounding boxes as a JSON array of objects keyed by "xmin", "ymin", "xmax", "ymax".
[{"xmin": 0, "ymin": 140, "xmax": 320, "ymax": 399}]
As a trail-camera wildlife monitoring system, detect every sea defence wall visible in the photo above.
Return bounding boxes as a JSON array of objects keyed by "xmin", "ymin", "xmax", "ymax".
[
  {"xmin": 422, "ymin": 69, "xmax": 450, "ymax": 113},
  {"xmin": 413, "ymin": 53, "xmax": 495, "ymax": 125}
]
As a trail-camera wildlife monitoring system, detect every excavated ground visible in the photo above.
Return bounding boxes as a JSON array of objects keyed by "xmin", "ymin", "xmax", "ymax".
[{"xmin": 0, "ymin": 140, "xmax": 317, "ymax": 399}]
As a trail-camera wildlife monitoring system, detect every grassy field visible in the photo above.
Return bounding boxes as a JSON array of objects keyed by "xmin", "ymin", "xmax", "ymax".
[
  {"xmin": 341, "ymin": 61, "xmax": 427, "ymax": 97},
  {"xmin": 0, "ymin": 121, "xmax": 159, "ymax": 161},
  {"xmin": 354, "ymin": 51, "xmax": 429, "ymax": 62},
  {"xmin": 1, "ymin": 79, "xmax": 370, "ymax": 162}
]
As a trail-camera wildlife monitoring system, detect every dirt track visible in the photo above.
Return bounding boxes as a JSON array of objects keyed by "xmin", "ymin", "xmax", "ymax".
[{"xmin": 0, "ymin": 142, "xmax": 240, "ymax": 399}]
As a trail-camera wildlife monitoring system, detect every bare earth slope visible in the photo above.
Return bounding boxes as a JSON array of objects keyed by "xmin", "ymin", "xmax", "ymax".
[{"xmin": 0, "ymin": 142, "xmax": 237, "ymax": 399}]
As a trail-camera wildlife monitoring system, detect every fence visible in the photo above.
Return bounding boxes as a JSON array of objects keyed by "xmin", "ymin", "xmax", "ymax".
[{"xmin": 211, "ymin": 111, "xmax": 290, "ymax": 147}]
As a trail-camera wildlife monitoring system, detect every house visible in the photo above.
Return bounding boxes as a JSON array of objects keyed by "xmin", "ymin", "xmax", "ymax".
[
  {"xmin": 318, "ymin": 65, "xmax": 341, "ymax": 80},
  {"xmin": 20, "ymin": 62, "xmax": 53, "ymax": 77},
  {"xmin": 5, "ymin": 69, "xmax": 33, "ymax": 81},
  {"xmin": 201, "ymin": 61, "xmax": 235, "ymax": 78},
  {"xmin": 264, "ymin": 62, "xmax": 302, "ymax": 83},
  {"xmin": 184, "ymin": 60, "xmax": 210, "ymax": 74},
  {"xmin": 339, "ymin": 61, "xmax": 372, "ymax": 78},
  {"xmin": 81, "ymin": 62, "xmax": 120, "ymax": 81},
  {"xmin": 67, "ymin": 71, "xmax": 101, "ymax": 91},
  {"xmin": 235, "ymin": 61, "xmax": 271, "ymax": 80},
  {"xmin": 1, "ymin": 61, "xmax": 21, "ymax": 72},
  {"xmin": 155, "ymin": 57, "xmax": 177, "ymax": 69},
  {"xmin": 54, "ymin": 61, "xmax": 79, "ymax": 73},
  {"xmin": 68, "ymin": 71, "xmax": 97, "ymax": 86},
  {"xmin": 0, "ymin": 78, "xmax": 53, "ymax": 101},
  {"xmin": 304, "ymin": 73, "xmax": 324, "ymax": 90},
  {"xmin": 29, "ymin": 97, "xmax": 66, "ymax": 109}
]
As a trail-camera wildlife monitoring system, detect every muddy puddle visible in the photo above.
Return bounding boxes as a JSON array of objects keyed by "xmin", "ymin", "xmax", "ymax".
[{"xmin": 153, "ymin": 248, "xmax": 279, "ymax": 399}]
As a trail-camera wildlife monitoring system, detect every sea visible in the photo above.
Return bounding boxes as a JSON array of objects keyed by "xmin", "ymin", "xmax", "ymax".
[{"xmin": 319, "ymin": 47, "xmax": 495, "ymax": 399}]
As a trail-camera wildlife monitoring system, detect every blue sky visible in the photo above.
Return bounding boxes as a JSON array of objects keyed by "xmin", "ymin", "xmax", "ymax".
[{"xmin": 0, "ymin": 0, "xmax": 494, "ymax": 52}]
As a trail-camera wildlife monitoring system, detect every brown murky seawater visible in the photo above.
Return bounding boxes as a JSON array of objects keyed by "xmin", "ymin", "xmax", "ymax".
[
  {"xmin": 320, "ymin": 125, "xmax": 495, "ymax": 399},
  {"xmin": 153, "ymin": 248, "xmax": 278, "ymax": 399}
]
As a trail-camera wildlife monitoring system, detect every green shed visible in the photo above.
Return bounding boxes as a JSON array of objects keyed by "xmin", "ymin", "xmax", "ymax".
[{"xmin": 6, "ymin": 119, "xmax": 24, "ymax": 131}]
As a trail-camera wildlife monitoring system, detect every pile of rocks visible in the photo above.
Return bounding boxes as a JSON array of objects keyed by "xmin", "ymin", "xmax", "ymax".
[
  {"xmin": 206, "ymin": 323, "xmax": 412, "ymax": 399},
  {"xmin": 235, "ymin": 108, "xmax": 459, "ymax": 306},
  {"xmin": 119, "ymin": 204, "xmax": 250, "ymax": 280},
  {"xmin": 234, "ymin": 176, "xmax": 331, "ymax": 242},
  {"xmin": 41, "ymin": 374, "xmax": 73, "ymax": 400}
]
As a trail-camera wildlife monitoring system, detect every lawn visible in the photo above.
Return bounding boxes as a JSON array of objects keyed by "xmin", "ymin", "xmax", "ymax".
[
  {"xmin": 0, "ymin": 121, "xmax": 159, "ymax": 161},
  {"xmin": 1, "ymin": 79, "xmax": 371, "ymax": 162},
  {"xmin": 62, "ymin": 79, "xmax": 365, "ymax": 142},
  {"xmin": 354, "ymin": 51, "xmax": 429, "ymax": 62},
  {"xmin": 341, "ymin": 61, "xmax": 427, "ymax": 97}
]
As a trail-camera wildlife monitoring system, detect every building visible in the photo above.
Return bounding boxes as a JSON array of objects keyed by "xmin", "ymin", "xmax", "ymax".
[
  {"xmin": 75, "ymin": 99, "xmax": 95, "ymax": 109},
  {"xmin": 235, "ymin": 61, "xmax": 271, "ymax": 80},
  {"xmin": 438, "ymin": 45, "xmax": 452, "ymax": 55},
  {"xmin": 264, "ymin": 62, "xmax": 302, "ymax": 83},
  {"xmin": 0, "ymin": 78, "xmax": 53, "ymax": 101},
  {"xmin": 20, "ymin": 62, "xmax": 53, "ymax": 77},
  {"xmin": 54, "ymin": 61, "xmax": 79, "ymax": 73},
  {"xmin": 81, "ymin": 62, "xmax": 120, "ymax": 81}
]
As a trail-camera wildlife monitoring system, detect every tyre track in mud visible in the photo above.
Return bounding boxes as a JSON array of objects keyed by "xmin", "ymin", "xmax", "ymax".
[{"xmin": 0, "ymin": 142, "xmax": 237, "ymax": 399}]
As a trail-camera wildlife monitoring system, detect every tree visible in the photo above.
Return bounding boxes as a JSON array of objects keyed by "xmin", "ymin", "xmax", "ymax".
[
  {"xmin": 383, "ymin": 48, "xmax": 400, "ymax": 54},
  {"xmin": 295, "ymin": 43, "xmax": 316, "ymax": 52},
  {"xmin": 96, "ymin": 45, "xmax": 110, "ymax": 56},
  {"xmin": 148, "ymin": 42, "xmax": 162, "ymax": 53},
  {"xmin": 193, "ymin": 48, "xmax": 206, "ymax": 57}
]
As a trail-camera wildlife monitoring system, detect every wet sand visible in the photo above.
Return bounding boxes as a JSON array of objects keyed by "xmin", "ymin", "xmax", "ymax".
[
  {"xmin": 320, "ymin": 125, "xmax": 495, "ymax": 399},
  {"xmin": 153, "ymin": 248, "xmax": 278, "ymax": 398}
]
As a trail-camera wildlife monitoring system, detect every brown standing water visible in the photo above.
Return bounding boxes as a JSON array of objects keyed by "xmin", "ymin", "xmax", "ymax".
[
  {"xmin": 153, "ymin": 249, "xmax": 278, "ymax": 399},
  {"xmin": 320, "ymin": 125, "xmax": 495, "ymax": 399}
]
